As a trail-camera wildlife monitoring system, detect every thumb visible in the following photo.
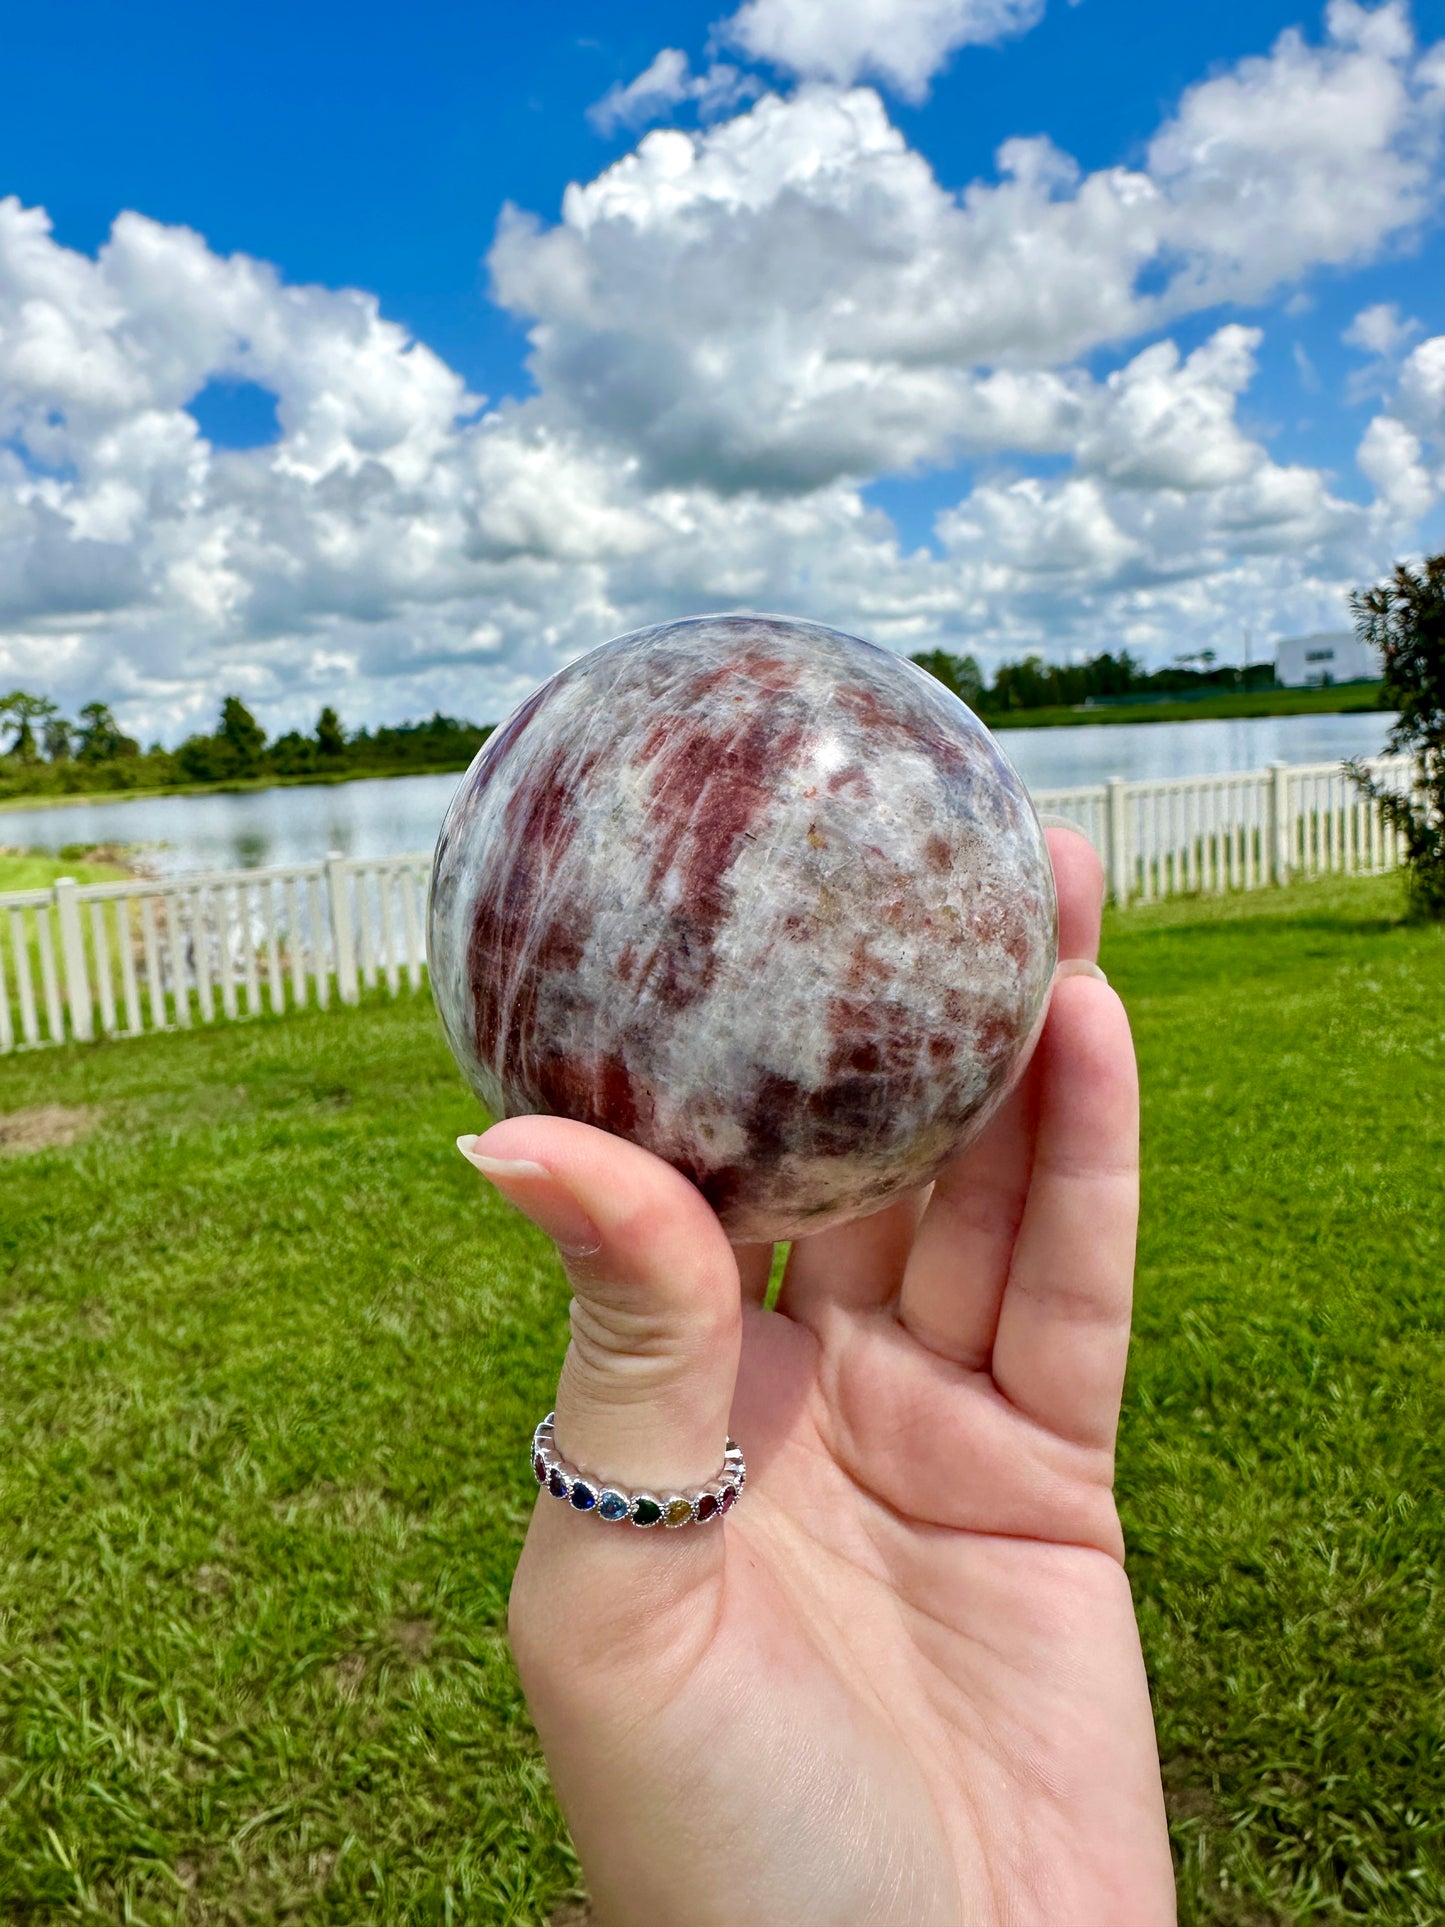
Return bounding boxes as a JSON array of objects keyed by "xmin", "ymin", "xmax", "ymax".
[{"xmin": 458, "ymin": 1115, "xmax": 745, "ymax": 1529}]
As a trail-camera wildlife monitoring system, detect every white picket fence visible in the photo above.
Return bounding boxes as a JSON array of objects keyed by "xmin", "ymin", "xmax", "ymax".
[
  {"xmin": 0, "ymin": 754, "xmax": 1419, "ymax": 1055},
  {"xmin": 1036, "ymin": 752, "xmax": 1416, "ymax": 906},
  {"xmin": 0, "ymin": 853, "xmax": 428, "ymax": 1055}
]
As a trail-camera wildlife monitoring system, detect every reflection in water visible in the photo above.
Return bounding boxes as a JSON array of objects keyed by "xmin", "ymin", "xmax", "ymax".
[
  {"xmin": 997, "ymin": 708, "xmax": 1394, "ymax": 790},
  {"xmin": 0, "ymin": 709, "xmax": 1396, "ymax": 878},
  {"xmin": 0, "ymin": 773, "xmax": 467, "ymax": 878},
  {"xmin": 234, "ymin": 829, "xmax": 270, "ymax": 871}
]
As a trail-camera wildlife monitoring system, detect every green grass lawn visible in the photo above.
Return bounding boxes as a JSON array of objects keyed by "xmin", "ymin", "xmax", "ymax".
[
  {"xmin": 0, "ymin": 872, "xmax": 1440, "ymax": 1924},
  {"xmin": 0, "ymin": 850, "xmax": 133, "ymax": 891}
]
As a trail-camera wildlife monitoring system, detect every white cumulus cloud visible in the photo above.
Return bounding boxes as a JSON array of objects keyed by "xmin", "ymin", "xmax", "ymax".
[
  {"xmin": 1354, "ymin": 329, "xmax": 1445, "ymax": 516},
  {"xmin": 493, "ymin": 9, "xmax": 1444, "ymax": 495},
  {"xmin": 1147, "ymin": 1, "xmax": 1441, "ymax": 310},
  {"xmin": 1344, "ymin": 299, "xmax": 1420, "ymax": 355},
  {"xmin": 1357, "ymin": 412, "xmax": 1436, "ymax": 517},
  {"xmin": 718, "ymin": 0, "xmax": 1047, "ymax": 100},
  {"xmin": 588, "ymin": 49, "xmax": 761, "ymax": 136}
]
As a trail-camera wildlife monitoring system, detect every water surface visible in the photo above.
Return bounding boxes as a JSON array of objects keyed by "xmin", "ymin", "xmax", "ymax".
[{"xmin": 1, "ymin": 709, "xmax": 1394, "ymax": 878}]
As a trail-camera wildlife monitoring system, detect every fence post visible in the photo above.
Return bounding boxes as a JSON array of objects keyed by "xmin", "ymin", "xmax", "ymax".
[
  {"xmin": 327, "ymin": 853, "xmax": 359, "ymax": 1005},
  {"xmin": 1269, "ymin": 762, "xmax": 1291, "ymax": 885},
  {"xmin": 54, "ymin": 877, "xmax": 93, "ymax": 1042},
  {"xmin": 1105, "ymin": 776, "xmax": 1131, "ymax": 906}
]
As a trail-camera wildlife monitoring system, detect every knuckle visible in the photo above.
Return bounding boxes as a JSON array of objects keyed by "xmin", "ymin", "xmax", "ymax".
[
  {"xmin": 608, "ymin": 1190, "xmax": 680, "ymax": 1253},
  {"xmin": 566, "ymin": 1288, "xmax": 737, "ymax": 1398}
]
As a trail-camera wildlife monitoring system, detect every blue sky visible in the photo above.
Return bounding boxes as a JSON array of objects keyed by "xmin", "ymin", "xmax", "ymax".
[{"xmin": 2, "ymin": 0, "xmax": 1443, "ymax": 736}]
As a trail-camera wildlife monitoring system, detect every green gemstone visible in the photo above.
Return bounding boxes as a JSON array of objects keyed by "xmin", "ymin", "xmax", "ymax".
[{"xmin": 632, "ymin": 1498, "xmax": 662, "ymax": 1527}]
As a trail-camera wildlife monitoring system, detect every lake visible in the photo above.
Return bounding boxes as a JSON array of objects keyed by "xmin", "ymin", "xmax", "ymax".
[{"xmin": 0, "ymin": 708, "xmax": 1396, "ymax": 877}]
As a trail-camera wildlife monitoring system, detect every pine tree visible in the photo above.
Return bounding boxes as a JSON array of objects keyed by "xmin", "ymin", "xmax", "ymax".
[
  {"xmin": 316, "ymin": 705, "xmax": 346, "ymax": 759},
  {"xmin": 218, "ymin": 696, "xmax": 266, "ymax": 774}
]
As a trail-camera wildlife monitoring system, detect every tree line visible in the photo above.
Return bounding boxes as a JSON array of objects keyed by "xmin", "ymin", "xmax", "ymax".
[
  {"xmin": 0, "ymin": 692, "xmax": 493, "ymax": 801},
  {"xmin": 0, "ymin": 646, "xmax": 1283, "ymax": 801},
  {"xmin": 908, "ymin": 646, "xmax": 1277, "ymax": 713}
]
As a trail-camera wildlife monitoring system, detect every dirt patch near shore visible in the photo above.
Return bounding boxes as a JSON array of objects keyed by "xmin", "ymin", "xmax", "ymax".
[
  {"xmin": 57, "ymin": 843, "xmax": 154, "ymax": 875},
  {"xmin": 0, "ymin": 1104, "xmax": 102, "ymax": 1156},
  {"xmin": 0, "ymin": 842, "xmax": 150, "ymax": 873}
]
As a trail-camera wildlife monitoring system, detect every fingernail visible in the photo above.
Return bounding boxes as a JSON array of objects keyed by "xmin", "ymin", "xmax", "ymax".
[
  {"xmin": 457, "ymin": 1134, "xmax": 548, "ymax": 1179},
  {"xmin": 1054, "ymin": 958, "xmax": 1109, "ymax": 984},
  {"xmin": 456, "ymin": 1136, "xmax": 603, "ymax": 1256},
  {"xmin": 1038, "ymin": 814, "xmax": 1097, "ymax": 842}
]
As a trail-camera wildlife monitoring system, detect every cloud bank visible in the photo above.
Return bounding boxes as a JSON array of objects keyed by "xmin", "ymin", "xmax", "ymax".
[{"xmin": 0, "ymin": 2, "xmax": 1442, "ymax": 741}]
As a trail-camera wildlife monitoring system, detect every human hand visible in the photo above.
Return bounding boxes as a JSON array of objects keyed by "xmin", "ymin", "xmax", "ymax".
[{"xmin": 465, "ymin": 827, "xmax": 1175, "ymax": 1927}]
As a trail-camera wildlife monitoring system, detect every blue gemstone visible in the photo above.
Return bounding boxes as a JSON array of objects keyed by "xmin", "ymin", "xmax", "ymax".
[
  {"xmin": 598, "ymin": 1490, "xmax": 629, "ymax": 1520},
  {"xmin": 570, "ymin": 1481, "xmax": 597, "ymax": 1510}
]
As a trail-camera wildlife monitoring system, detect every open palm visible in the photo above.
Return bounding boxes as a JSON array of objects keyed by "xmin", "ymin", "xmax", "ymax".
[{"xmin": 477, "ymin": 830, "xmax": 1175, "ymax": 1927}]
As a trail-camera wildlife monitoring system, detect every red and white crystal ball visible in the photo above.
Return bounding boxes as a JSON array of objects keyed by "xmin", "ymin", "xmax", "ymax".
[{"xmin": 428, "ymin": 615, "xmax": 1057, "ymax": 1244}]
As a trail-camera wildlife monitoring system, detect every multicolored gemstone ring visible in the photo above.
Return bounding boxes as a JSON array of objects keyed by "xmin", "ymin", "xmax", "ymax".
[{"xmin": 530, "ymin": 1411, "xmax": 746, "ymax": 1528}]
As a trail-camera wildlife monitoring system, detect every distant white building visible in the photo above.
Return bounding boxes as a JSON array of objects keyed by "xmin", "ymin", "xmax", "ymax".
[{"xmin": 1273, "ymin": 630, "xmax": 1383, "ymax": 686}]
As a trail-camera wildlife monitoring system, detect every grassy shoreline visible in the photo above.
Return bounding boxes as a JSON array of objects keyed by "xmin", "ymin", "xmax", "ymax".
[
  {"xmin": 0, "ymin": 848, "xmax": 136, "ymax": 892},
  {"xmin": 0, "ymin": 759, "xmax": 472, "ymax": 816},
  {"xmin": 984, "ymin": 678, "xmax": 1388, "ymax": 730}
]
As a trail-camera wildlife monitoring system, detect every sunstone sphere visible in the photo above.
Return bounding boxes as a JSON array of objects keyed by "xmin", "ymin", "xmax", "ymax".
[{"xmin": 428, "ymin": 615, "xmax": 1057, "ymax": 1244}]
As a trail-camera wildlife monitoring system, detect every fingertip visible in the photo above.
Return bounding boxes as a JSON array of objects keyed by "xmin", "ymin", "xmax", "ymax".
[
  {"xmin": 1054, "ymin": 958, "xmax": 1108, "ymax": 985},
  {"xmin": 1045, "ymin": 824, "xmax": 1105, "ymax": 965}
]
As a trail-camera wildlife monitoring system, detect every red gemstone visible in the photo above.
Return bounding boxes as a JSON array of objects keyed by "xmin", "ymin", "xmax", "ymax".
[
  {"xmin": 533, "ymin": 1452, "xmax": 547, "ymax": 1482},
  {"xmin": 696, "ymin": 1493, "xmax": 719, "ymax": 1521},
  {"xmin": 719, "ymin": 1482, "xmax": 737, "ymax": 1512}
]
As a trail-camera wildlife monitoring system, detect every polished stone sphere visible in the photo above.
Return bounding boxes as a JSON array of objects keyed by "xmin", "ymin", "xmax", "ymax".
[{"xmin": 428, "ymin": 615, "xmax": 1057, "ymax": 1243}]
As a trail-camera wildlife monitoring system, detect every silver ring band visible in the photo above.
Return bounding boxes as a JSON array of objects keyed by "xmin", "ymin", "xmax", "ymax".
[{"xmin": 530, "ymin": 1411, "xmax": 746, "ymax": 1528}]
